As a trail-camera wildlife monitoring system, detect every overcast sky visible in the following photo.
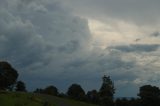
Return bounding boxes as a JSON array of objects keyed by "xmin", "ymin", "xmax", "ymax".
[{"xmin": 1, "ymin": 0, "xmax": 160, "ymax": 97}]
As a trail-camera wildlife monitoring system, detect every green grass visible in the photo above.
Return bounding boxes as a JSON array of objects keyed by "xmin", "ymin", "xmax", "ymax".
[
  {"xmin": 0, "ymin": 91, "xmax": 98, "ymax": 106},
  {"xmin": 0, "ymin": 91, "xmax": 46, "ymax": 106}
]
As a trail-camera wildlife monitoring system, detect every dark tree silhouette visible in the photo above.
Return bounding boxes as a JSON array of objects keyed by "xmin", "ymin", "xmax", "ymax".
[
  {"xmin": 115, "ymin": 98, "xmax": 124, "ymax": 106},
  {"xmin": 99, "ymin": 75, "xmax": 115, "ymax": 106},
  {"xmin": 67, "ymin": 83, "xmax": 85, "ymax": 101},
  {"xmin": 0, "ymin": 61, "xmax": 18, "ymax": 90},
  {"xmin": 138, "ymin": 85, "xmax": 160, "ymax": 106},
  {"xmin": 33, "ymin": 88, "xmax": 43, "ymax": 93},
  {"xmin": 115, "ymin": 98, "xmax": 129, "ymax": 106},
  {"xmin": 15, "ymin": 81, "xmax": 26, "ymax": 92},
  {"xmin": 43, "ymin": 85, "xmax": 58, "ymax": 96},
  {"xmin": 87, "ymin": 90, "xmax": 99, "ymax": 104}
]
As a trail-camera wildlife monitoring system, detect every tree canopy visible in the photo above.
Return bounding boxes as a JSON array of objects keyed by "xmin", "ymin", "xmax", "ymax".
[
  {"xmin": 138, "ymin": 85, "xmax": 160, "ymax": 106},
  {"xmin": 0, "ymin": 61, "xmax": 18, "ymax": 90},
  {"xmin": 43, "ymin": 85, "xmax": 59, "ymax": 96},
  {"xmin": 87, "ymin": 90, "xmax": 99, "ymax": 104},
  {"xmin": 99, "ymin": 75, "xmax": 115, "ymax": 106},
  {"xmin": 15, "ymin": 81, "xmax": 26, "ymax": 92},
  {"xmin": 67, "ymin": 83, "xmax": 85, "ymax": 100}
]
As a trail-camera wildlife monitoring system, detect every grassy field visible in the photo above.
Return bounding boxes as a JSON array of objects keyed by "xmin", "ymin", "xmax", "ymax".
[{"xmin": 0, "ymin": 91, "xmax": 98, "ymax": 106}]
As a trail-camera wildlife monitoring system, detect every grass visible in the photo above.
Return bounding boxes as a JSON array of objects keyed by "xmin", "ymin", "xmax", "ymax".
[
  {"xmin": 0, "ymin": 91, "xmax": 98, "ymax": 106},
  {"xmin": 0, "ymin": 91, "xmax": 46, "ymax": 106}
]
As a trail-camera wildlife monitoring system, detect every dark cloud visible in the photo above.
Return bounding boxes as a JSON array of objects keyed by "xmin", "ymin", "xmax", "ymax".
[
  {"xmin": 64, "ymin": 59, "xmax": 87, "ymax": 68},
  {"xmin": 150, "ymin": 32, "xmax": 160, "ymax": 37},
  {"xmin": 109, "ymin": 44, "xmax": 160, "ymax": 53},
  {"xmin": 0, "ymin": 0, "xmax": 91, "ymax": 79},
  {"xmin": 0, "ymin": 0, "xmax": 160, "ymax": 97},
  {"xmin": 58, "ymin": 40, "xmax": 80, "ymax": 53},
  {"xmin": 97, "ymin": 56, "xmax": 135, "ymax": 71}
]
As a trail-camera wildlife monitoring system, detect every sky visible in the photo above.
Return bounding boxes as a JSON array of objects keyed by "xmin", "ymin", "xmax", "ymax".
[{"xmin": 0, "ymin": 0, "xmax": 160, "ymax": 97}]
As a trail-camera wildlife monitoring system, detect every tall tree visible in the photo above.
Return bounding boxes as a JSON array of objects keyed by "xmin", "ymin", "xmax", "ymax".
[
  {"xmin": 67, "ymin": 83, "xmax": 85, "ymax": 101},
  {"xmin": 138, "ymin": 85, "xmax": 160, "ymax": 106},
  {"xmin": 15, "ymin": 81, "xmax": 26, "ymax": 92},
  {"xmin": 99, "ymin": 75, "xmax": 115, "ymax": 106},
  {"xmin": 0, "ymin": 61, "xmax": 18, "ymax": 90}
]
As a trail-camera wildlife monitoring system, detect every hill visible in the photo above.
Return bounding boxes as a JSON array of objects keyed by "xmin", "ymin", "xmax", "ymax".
[{"xmin": 0, "ymin": 91, "xmax": 98, "ymax": 106}]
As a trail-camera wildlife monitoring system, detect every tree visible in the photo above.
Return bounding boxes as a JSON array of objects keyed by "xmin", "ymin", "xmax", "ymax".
[
  {"xmin": 67, "ymin": 83, "xmax": 85, "ymax": 101},
  {"xmin": 138, "ymin": 85, "xmax": 160, "ymax": 106},
  {"xmin": 99, "ymin": 75, "xmax": 115, "ymax": 106},
  {"xmin": 115, "ymin": 98, "xmax": 124, "ymax": 106},
  {"xmin": 43, "ymin": 85, "xmax": 58, "ymax": 96},
  {"xmin": 115, "ymin": 98, "xmax": 129, "ymax": 106},
  {"xmin": 15, "ymin": 81, "xmax": 26, "ymax": 92},
  {"xmin": 33, "ymin": 88, "xmax": 43, "ymax": 93},
  {"xmin": 0, "ymin": 61, "xmax": 18, "ymax": 90},
  {"xmin": 87, "ymin": 90, "xmax": 99, "ymax": 104},
  {"xmin": 115, "ymin": 98, "xmax": 141, "ymax": 106}
]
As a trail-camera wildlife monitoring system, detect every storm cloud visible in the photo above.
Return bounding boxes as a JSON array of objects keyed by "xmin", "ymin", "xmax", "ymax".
[
  {"xmin": 0, "ymin": 0, "xmax": 92, "ymax": 91},
  {"xmin": 109, "ymin": 44, "xmax": 160, "ymax": 53},
  {"xmin": 0, "ymin": 0, "xmax": 160, "ymax": 97}
]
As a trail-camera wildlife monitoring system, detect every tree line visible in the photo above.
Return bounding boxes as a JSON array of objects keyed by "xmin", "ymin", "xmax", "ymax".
[{"xmin": 0, "ymin": 61, "xmax": 160, "ymax": 106}]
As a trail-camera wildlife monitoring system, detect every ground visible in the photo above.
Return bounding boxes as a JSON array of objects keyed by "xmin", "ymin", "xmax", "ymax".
[{"xmin": 0, "ymin": 91, "xmax": 98, "ymax": 106}]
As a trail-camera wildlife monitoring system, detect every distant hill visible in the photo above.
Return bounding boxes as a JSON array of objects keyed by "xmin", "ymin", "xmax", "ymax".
[{"xmin": 0, "ymin": 91, "xmax": 98, "ymax": 106}]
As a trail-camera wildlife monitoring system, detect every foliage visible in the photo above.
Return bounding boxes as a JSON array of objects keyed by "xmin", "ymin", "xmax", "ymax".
[
  {"xmin": 0, "ymin": 61, "xmax": 18, "ymax": 90},
  {"xmin": 115, "ymin": 98, "xmax": 141, "ymax": 106},
  {"xmin": 33, "ymin": 85, "xmax": 59, "ymax": 97},
  {"xmin": 138, "ymin": 85, "xmax": 160, "ymax": 106},
  {"xmin": 87, "ymin": 90, "xmax": 99, "ymax": 104},
  {"xmin": 99, "ymin": 75, "xmax": 115, "ymax": 106},
  {"xmin": 34, "ymin": 88, "xmax": 44, "ymax": 93},
  {"xmin": 67, "ymin": 83, "xmax": 85, "ymax": 101},
  {"xmin": 43, "ymin": 85, "xmax": 59, "ymax": 96},
  {"xmin": 15, "ymin": 81, "xmax": 27, "ymax": 92}
]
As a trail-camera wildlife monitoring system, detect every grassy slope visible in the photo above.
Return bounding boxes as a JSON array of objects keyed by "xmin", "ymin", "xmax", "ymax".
[{"xmin": 0, "ymin": 91, "xmax": 98, "ymax": 106}]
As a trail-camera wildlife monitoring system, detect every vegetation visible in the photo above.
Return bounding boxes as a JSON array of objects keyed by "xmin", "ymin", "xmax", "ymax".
[
  {"xmin": 115, "ymin": 98, "xmax": 141, "ymax": 106},
  {"xmin": 99, "ymin": 75, "xmax": 115, "ymax": 106},
  {"xmin": 1, "ymin": 61, "xmax": 160, "ymax": 106},
  {"xmin": 0, "ymin": 91, "xmax": 98, "ymax": 106},
  {"xmin": 87, "ymin": 90, "xmax": 99, "ymax": 104},
  {"xmin": 138, "ymin": 85, "xmax": 160, "ymax": 106},
  {"xmin": 15, "ymin": 81, "xmax": 27, "ymax": 92},
  {"xmin": 43, "ymin": 85, "xmax": 59, "ymax": 96},
  {"xmin": 0, "ymin": 92, "xmax": 45, "ymax": 106},
  {"xmin": 34, "ymin": 85, "xmax": 58, "ymax": 97},
  {"xmin": 0, "ymin": 61, "xmax": 18, "ymax": 90},
  {"xmin": 67, "ymin": 83, "xmax": 85, "ymax": 101}
]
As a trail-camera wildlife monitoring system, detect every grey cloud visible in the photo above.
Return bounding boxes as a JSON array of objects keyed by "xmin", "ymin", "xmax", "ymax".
[
  {"xmin": 0, "ymin": 1, "xmax": 101, "ymax": 95},
  {"xmin": 58, "ymin": 0, "xmax": 160, "ymax": 26},
  {"xmin": 109, "ymin": 44, "xmax": 160, "ymax": 53},
  {"xmin": 98, "ymin": 57, "xmax": 134, "ymax": 71},
  {"xmin": 97, "ymin": 52, "xmax": 137, "ymax": 80},
  {"xmin": 0, "ymin": 0, "xmax": 91, "ymax": 72},
  {"xmin": 58, "ymin": 40, "xmax": 80, "ymax": 53},
  {"xmin": 64, "ymin": 58, "xmax": 87, "ymax": 68},
  {"xmin": 1, "ymin": 0, "xmax": 160, "ymax": 97},
  {"xmin": 0, "ymin": 0, "xmax": 92, "ymax": 92},
  {"xmin": 150, "ymin": 32, "xmax": 160, "ymax": 37}
]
